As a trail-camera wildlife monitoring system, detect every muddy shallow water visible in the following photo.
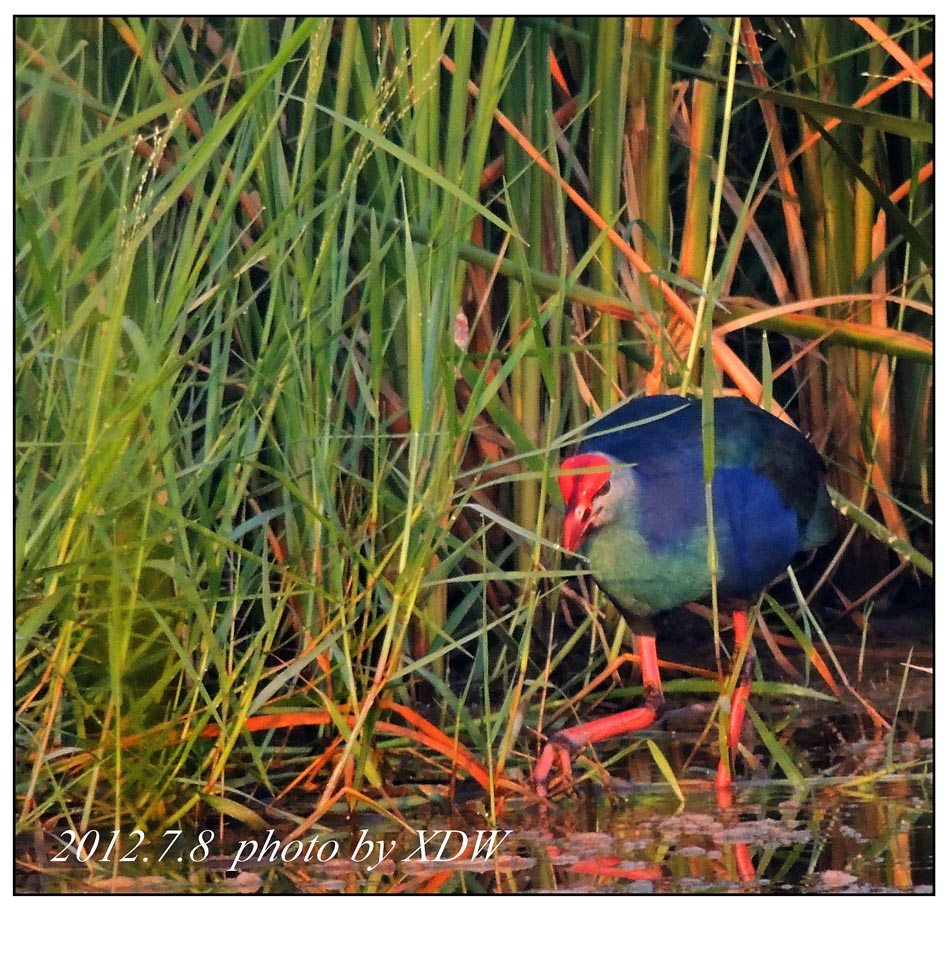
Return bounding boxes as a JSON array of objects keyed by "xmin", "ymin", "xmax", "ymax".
[
  {"xmin": 17, "ymin": 623, "xmax": 933, "ymax": 895},
  {"xmin": 18, "ymin": 769, "xmax": 932, "ymax": 895}
]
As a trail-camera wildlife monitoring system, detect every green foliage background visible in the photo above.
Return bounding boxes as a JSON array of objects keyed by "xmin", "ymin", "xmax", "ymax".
[{"xmin": 16, "ymin": 17, "xmax": 932, "ymax": 833}]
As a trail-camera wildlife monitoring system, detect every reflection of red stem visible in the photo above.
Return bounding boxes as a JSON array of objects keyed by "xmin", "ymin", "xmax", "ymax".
[
  {"xmin": 567, "ymin": 856, "xmax": 665, "ymax": 881},
  {"xmin": 735, "ymin": 843, "xmax": 756, "ymax": 884},
  {"xmin": 714, "ymin": 770, "xmax": 757, "ymax": 885},
  {"xmin": 716, "ymin": 784, "xmax": 733, "ymax": 811}
]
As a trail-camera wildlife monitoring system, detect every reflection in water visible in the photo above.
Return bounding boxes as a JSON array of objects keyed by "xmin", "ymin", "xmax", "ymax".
[
  {"xmin": 17, "ymin": 644, "xmax": 932, "ymax": 895},
  {"xmin": 18, "ymin": 773, "xmax": 932, "ymax": 894}
]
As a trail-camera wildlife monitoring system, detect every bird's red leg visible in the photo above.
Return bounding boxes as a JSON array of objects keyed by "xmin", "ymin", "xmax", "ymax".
[
  {"xmin": 715, "ymin": 608, "xmax": 754, "ymax": 790},
  {"xmin": 535, "ymin": 634, "xmax": 664, "ymax": 797}
]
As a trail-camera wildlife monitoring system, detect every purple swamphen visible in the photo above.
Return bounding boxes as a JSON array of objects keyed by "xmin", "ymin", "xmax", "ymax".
[{"xmin": 535, "ymin": 393, "xmax": 836, "ymax": 796}]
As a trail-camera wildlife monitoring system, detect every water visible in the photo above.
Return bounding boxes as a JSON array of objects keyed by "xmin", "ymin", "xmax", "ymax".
[
  {"xmin": 18, "ymin": 768, "xmax": 932, "ymax": 894},
  {"xmin": 17, "ymin": 625, "xmax": 932, "ymax": 895}
]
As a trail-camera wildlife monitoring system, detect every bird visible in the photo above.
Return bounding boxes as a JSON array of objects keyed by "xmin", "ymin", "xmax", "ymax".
[{"xmin": 535, "ymin": 393, "xmax": 836, "ymax": 796}]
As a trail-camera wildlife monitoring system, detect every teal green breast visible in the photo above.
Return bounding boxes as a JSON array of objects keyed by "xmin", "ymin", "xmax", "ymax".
[{"xmin": 583, "ymin": 517, "xmax": 718, "ymax": 617}]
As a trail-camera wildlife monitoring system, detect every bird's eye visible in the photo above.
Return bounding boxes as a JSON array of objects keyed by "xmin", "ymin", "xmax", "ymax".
[{"xmin": 592, "ymin": 479, "xmax": 611, "ymax": 501}]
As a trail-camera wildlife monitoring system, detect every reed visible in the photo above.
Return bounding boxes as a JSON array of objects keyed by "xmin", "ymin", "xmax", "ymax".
[{"xmin": 16, "ymin": 16, "xmax": 932, "ymax": 832}]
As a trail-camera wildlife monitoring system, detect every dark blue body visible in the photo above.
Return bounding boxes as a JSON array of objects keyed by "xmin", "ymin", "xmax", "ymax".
[{"xmin": 578, "ymin": 395, "xmax": 835, "ymax": 608}]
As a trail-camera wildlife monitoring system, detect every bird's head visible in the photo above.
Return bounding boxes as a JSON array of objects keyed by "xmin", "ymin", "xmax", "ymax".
[{"xmin": 558, "ymin": 452, "xmax": 620, "ymax": 552}]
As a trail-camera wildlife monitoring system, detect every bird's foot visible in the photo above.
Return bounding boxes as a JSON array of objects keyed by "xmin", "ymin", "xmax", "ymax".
[
  {"xmin": 714, "ymin": 758, "xmax": 733, "ymax": 791},
  {"xmin": 534, "ymin": 733, "xmax": 580, "ymax": 798},
  {"xmin": 535, "ymin": 701, "xmax": 662, "ymax": 798}
]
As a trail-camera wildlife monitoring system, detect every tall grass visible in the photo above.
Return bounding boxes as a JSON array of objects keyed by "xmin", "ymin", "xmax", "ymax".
[{"xmin": 16, "ymin": 16, "xmax": 932, "ymax": 834}]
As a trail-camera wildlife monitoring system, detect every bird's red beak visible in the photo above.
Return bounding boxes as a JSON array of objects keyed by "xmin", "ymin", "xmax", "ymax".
[
  {"xmin": 562, "ymin": 507, "xmax": 588, "ymax": 553},
  {"xmin": 558, "ymin": 453, "xmax": 612, "ymax": 552}
]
